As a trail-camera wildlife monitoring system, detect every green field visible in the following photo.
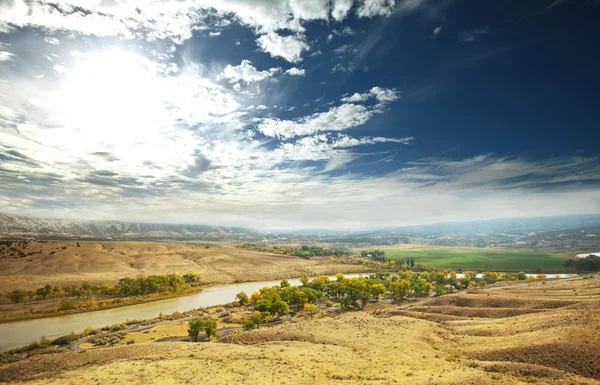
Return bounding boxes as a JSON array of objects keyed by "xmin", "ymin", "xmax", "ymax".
[{"xmin": 357, "ymin": 245, "xmax": 573, "ymax": 273}]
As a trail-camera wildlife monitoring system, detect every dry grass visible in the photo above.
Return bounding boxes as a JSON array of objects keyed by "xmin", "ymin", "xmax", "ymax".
[
  {"xmin": 3, "ymin": 277, "xmax": 600, "ymax": 384},
  {"xmin": 0, "ymin": 240, "xmax": 371, "ymax": 292},
  {"xmin": 1, "ymin": 273, "xmax": 599, "ymax": 384}
]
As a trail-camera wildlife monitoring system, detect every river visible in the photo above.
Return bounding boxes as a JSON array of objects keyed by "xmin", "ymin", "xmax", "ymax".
[
  {"xmin": 0, "ymin": 272, "xmax": 574, "ymax": 353},
  {"xmin": 0, "ymin": 273, "xmax": 364, "ymax": 353}
]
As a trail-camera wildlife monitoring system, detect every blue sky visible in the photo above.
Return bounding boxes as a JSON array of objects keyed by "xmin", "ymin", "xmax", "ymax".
[{"xmin": 0, "ymin": 0, "xmax": 599, "ymax": 230}]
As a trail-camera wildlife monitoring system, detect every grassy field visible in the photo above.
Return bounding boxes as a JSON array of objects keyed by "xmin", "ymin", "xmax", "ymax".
[{"xmin": 360, "ymin": 245, "xmax": 572, "ymax": 272}]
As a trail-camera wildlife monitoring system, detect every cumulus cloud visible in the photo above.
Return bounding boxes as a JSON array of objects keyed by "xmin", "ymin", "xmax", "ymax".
[
  {"xmin": 208, "ymin": 31, "xmax": 221, "ymax": 37},
  {"xmin": 259, "ymin": 103, "xmax": 377, "ymax": 139},
  {"xmin": 0, "ymin": 51, "xmax": 14, "ymax": 61},
  {"xmin": 356, "ymin": 0, "xmax": 395, "ymax": 18},
  {"xmin": 219, "ymin": 60, "xmax": 280, "ymax": 83},
  {"xmin": 341, "ymin": 86, "xmax": 399, "ymax": 103},
  {"xmin": 332, "ymin": 0, "xmax": 355, "ymax": 20},
  {"xmin": 256, "ymin": 32, "xmax": 310, "ymax": 63},
  {"xmin": 288, "ymin": 0, "xmax": 331, "ymax": 20},
  {"xmin": 431, "ymin": 25, "xmax": 442, "ymax": 39},
  {"xmin": 44, "ymin": 36, "xmax": 60, "ymax": 45},
  {"xmin": 285, "ymin": 67, "xmax": 305, "ymax": 76}
]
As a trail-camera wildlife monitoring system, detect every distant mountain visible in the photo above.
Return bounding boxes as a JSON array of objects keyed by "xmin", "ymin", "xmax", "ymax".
[
  {"xmin": 357, "ymin": 215, "xmax": 600, "ymax": 238},
  {"xmin": 0, "ymin": 213, "xmax": 259, "ymax": 239}
]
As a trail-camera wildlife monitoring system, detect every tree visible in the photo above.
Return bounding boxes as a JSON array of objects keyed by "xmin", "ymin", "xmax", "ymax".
[
  {"xmin": 236, "ymin": 291, "xmax": 249, "ymax": 306},
  {"xmin": 242, "ymin": 318, "xmax": 256, "ymax": 330},
  {"xmin": 303, "ymin": 303, "xmax": 318, "ymax": 316},
  {"xmin": 183, "ymin": 272, "xmax": 201, "ymax": 283},
  {"xmin": 254, "ymin": 299, "xmax": 273, "ymax": 313},
  {"xmin": 370, "ymin": 283, "xmax": 385, "ymax": 301},
  {"xmin": 280, "ymin": 279, "xmax": 290, "ymax": 288},
  {"xmin": 300, "ymin": 274, "xmax": 309, "ymax": 287},
  {"xmin": 8, "ymin": 289, "xmax": 27, "ymax": 304},
  {"xmin": 188, "ymin": 317, "xmax": 217, "ymax": 341},
  {"xmin": 390, "ymin": 280, "xmax": 411, "ymax": 300},
  {"xmin": 204, "ymin": 318, "xmax": 217, "ymax": 339},
  {"xmin": 335, "ymin": 273, "xmax": 344, "ymax": 282},
  {"xmin": 270, "ymin": 299, "xmax": 290, "ymax": 318},
  {"xmin": 434, "ymin": 285, "xmax": 446, "ymax": 296},
  {"xmin": 188, "ymin": 318, "xmax": 203, "ymax": 341},
  {"xmin": 517, "ymin": 271, "xmax": 527, "ymax": 280}
]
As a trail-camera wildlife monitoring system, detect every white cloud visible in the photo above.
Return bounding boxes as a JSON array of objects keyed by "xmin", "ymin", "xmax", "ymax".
[
  {"xmin": 219, "ymin": 60, "xmax": 280, "ymax": 83},
  {"xmin": 0, "ymin": 51, "xmax": 14, "ymax": 61},
  {"xmin": 327, "ymin": 34, "xmax": 334, "ymax": 43},
  {"xmin": 458, "ymin": 26, "xmax": 490, "ymax": 42},
  {"xmin": 53, "ymin": 64, "xmax": 68, "ymax": 73},
  {"xmin": 44, "ymin": 36, "xmax": 60, "ymax": 45},
  {"xmin": 356, "ymin": 0, "xmax": 395, "ymax": 18},
  {"xmin": 332, "ymin": 62, "xmax": 356, "ymax": 73},
  {"xmin": 259, "ymin": 103, "xmax": 378, "ymax": 139},
  {"xmin": 333, "ymin": 26, "xmax": 357, "ymax": 36},
  {"xmin": 341, "ymin": 86, "xmax": 399, "ymax": 104},
  {"xmin": 333, "ymin": 44, "xmax": 357, "ymax": 56},
  {"xmin": 256, "ymin": 32, "xmax": 310, "ymax": 63},
  {"xmin": 431, "ymin": 25, "xmax": 442, "ymax": 39},
  {"xmin": 285, "ymin": 67, "xmax": 305, "ymax": 76},
  {"xmin": 288, "ymin": 0, "xmax": 330, "ymax": 20},
  {"xmin": 332, "ymin": 0, "xmax": 354, "ymax": 21},
  {"xmin": 208, "ymin": 31, "xmax": 221, "ymax": 37}
]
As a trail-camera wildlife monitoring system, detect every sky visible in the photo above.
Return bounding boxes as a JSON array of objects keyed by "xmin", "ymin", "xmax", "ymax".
[{"xmin": 0, "ymin": 0, "xmax": 599, "ymax": 231}]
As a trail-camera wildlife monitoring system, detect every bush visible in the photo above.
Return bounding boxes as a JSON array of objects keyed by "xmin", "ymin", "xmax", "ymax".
[{"xmin": 52, "ymin": 331, "xmax": 79, "ymax": 345}]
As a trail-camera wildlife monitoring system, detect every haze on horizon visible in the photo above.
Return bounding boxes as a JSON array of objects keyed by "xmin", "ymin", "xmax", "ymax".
[{"xmin": 0, "ymin": 0, "xmax": 599, "ymax": 230}]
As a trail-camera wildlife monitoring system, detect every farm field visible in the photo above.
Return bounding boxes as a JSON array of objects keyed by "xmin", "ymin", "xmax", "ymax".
[{"xmin": 361, "ymin": 244, "xmax": 572, "ymax": 272}]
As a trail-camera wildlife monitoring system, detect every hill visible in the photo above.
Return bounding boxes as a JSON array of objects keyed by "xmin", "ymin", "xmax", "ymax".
[
  {"xmin": 0, "ymin": 213, "xmax": 259, "ymax": 240},
  {"xmin": 0, "ymin": 276, "xmax": 598, "ymax": 384}
]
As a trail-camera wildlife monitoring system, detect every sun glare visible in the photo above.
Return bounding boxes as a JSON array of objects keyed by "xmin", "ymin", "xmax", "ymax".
[{"xmin": 53, "ymin": 50, "xmax": 165, "ymax": 145}]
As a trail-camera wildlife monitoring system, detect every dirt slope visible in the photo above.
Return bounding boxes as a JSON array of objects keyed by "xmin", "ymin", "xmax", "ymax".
[{"xmin": 0, "ymin": 241, "xmax": 371, "ymax": 291}]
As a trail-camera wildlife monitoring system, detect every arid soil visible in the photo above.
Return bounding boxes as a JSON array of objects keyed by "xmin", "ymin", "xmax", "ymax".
[
  {"xmin": 1, "ymin": 276, "xmax": 599, "ymax": 384},
  {"xmin": 0, "ymin": 240, "xmax": 371, "ymax": 292}
]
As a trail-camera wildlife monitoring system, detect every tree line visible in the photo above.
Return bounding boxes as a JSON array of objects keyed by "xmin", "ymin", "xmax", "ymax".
[
  {"xmin": 6, "ymin": 272, "xmax": 201, "ymax": 305},
  {"xmin": 235, "ymin": 269, "xmax": 534, "ymax": 319},
  {"xmin": 564, "ymin": 255, "xmax": 600, "ymax": 271}
]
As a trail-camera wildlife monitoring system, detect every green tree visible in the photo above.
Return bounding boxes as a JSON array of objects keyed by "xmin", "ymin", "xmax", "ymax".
[
  {"xmin": 254, "ymin": 299, "xmax": 273, "ymax": 313},
  {"xmin": 300, "ymin": 274, "xmax": 309, "ymax": 287},
  {"xmin": 188, "ymin": 318, "xmax": 204, "ymax": 341},
  {"xmin": 188, "ymin": 317, "xmax": 218, "ymax": 341},
  {"xmin": 204, "ymin": 318, "xmax": 217, "ymax": 339},
  {"xmin": 235, "ymin": 291, "xmax": 249, "ymax": 306},
  {"xmin": 8, "ymin": 289, "xmax": 27, "ymax": 304},
  {"xmin": 434, "ymin": 285, "xmax": 446, "ymax": 296},
  {"xmin": 280, "ymin": 279, "xmax": 290, "ymax": 288},
  {"xmin": 517, "ymin": 271, "xmax": 528, "ymax": 280},
  {"xmin": 183, "ymin": 272, "xmax": 201, "ymax": 283},
  {"xmin": 270, "ymin": 299, "xmax": 290, "ymax": 318},
  {"xmin": 242, "ymin": 318, "xmax": 256, "ymax": 330}
]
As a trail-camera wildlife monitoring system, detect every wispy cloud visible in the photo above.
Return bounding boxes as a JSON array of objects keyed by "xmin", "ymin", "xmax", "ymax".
[{"xmin": 458, "ymin": 26, "xmax": 491, "ymax": 42}]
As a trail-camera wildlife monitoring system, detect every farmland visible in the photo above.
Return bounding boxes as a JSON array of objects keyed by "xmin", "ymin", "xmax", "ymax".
[{"xmin": 357, "ymin": 245, "xmax": 572, "ymax": 272}]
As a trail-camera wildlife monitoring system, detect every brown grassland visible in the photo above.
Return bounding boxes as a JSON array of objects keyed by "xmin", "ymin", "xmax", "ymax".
[
  {"xmin": 1, "ymin": 275, "xmax": 599, "ymax": 384},
  {"xmin": 0, "ymin": 240, "xmax": 371, "ymax": 292}
]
